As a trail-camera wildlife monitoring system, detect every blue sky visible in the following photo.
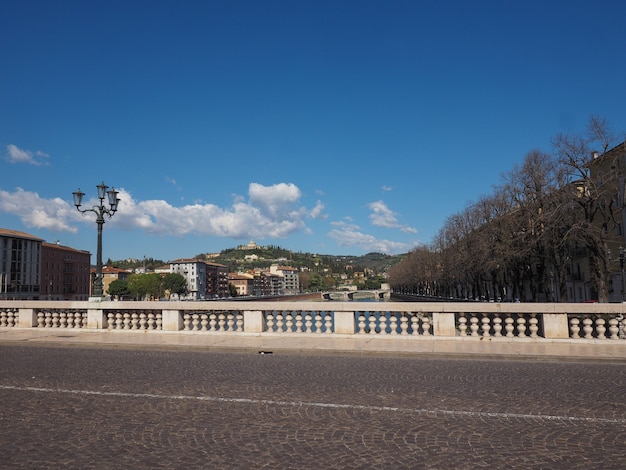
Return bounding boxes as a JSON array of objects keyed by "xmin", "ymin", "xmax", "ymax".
[{"xmin": 1, "ymin": 0, "xmax": 626, "ymax": 262}]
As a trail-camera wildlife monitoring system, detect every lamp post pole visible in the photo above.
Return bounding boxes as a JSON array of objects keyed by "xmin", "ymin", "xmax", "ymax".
[
  {"xmin": 73, "ymin": 182, "xmax": 120, "ymax": 299},
  {"xmin": 619, "ymin": 246, "xmax": 626, "ymax": 302}
]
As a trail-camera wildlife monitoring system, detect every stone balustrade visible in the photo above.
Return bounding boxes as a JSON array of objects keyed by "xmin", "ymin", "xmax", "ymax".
[{"xmin": 1, "ymin": 300, "xmax": 625, "ymax": 358}]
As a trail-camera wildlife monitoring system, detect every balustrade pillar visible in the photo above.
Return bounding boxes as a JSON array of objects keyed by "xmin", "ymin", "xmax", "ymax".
[
  {"xmin": 334, "ymin": 311, "xmax": 355, "ymax": 334},
  {"xmin": 162, "ymin": 310, "xmax": 183, "ymax": 331},
  {"xmin": 244, "ymin": 310, "xmax": 264, "ymax": 333},
  {"xmin": 18, "ymin": 308, "xmax": 37, "ymax": 328},
  {"xmin": 432, "ymin": 312, "xmax": 455, "ymax": 336},
  {"xmin": 542, "ymin": 313, "xmax": 570, "ymax": 339},
  {"xmin": 87, "ymin": 309, "xmax": 107, "ymax": 329}
]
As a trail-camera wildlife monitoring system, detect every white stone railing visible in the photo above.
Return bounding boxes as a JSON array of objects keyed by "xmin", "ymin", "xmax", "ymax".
[{"xmin": 0, "ymin": 300, "xmax": 625, "ymax": 340}]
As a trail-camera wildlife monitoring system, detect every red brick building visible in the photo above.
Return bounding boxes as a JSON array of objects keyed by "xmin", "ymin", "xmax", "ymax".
[{"xmin": 41, "ymin": 242, "xmax": 91, "ymax": 300}]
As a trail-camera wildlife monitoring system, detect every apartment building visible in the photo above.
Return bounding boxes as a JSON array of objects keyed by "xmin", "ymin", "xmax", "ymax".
[
  {"xmin": 269, "ymin": 264, "xmax": 300, "ymax": 294},
  {"xmin": 41, "ymin": 242, "xmax": 91, "ymax": 300},
  {"xmin": 0, "ymin": 228, "xmax": 42, "ymax": 300},
  {"xmin": 581, "ymin": 141, "xmax": 626, "ymax": 302},
  {"xmin": 169, "ymin": 259, "xmax": 229, "ymax": 299},
  {"xmin": 205, "ymin": 261, "xmax": 229, "ymax": 298}
]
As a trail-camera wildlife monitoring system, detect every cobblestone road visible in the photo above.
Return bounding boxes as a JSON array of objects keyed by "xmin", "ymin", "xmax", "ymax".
[{"xmin": 1, "ymin": 343, "xmax": 625, "ymax": 469}]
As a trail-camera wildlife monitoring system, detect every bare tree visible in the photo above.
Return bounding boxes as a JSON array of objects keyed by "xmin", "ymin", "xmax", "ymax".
[{"xmin": 552, "ymin": 117, "xmax": 621, "ymax": 302}]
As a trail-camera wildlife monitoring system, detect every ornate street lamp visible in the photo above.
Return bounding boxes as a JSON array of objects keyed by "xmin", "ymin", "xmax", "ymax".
[{"xmin": 73, "ymin": 182, "xmax": 120, "ymax": 298}]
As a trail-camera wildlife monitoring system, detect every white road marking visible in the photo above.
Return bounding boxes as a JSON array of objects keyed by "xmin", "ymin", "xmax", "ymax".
[{"xmin": 1, "ymin": 384, "xmax": 624, "ymax": 425}]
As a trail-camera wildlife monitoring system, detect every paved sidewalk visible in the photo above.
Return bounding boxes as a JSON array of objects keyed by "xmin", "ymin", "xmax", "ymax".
[{"xmin": 2, "ymin": 326, "xmax": 626, "ymax": 362}]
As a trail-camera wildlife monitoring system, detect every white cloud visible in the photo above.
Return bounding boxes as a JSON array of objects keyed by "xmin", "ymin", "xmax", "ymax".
[
  {"xmin": 328, "ymin": 220, "xmax": 415, "ymax": 254},
  {"xmin": 368, "ymin": 200, "xmax": 417, "ymax": 234},
  {"xmin": 0, "ymin": 183, "xmax": 326, "ymax": 240},
  {"xmin": 309, "ymin": 200, "xmax": 326, "ymax": 220},
  {"xmin": 4, "ymin": 144, "xmax": 50, "ymax": 166},
  {"xmin": 0, "ymin": 188, "xmax": 77, "ymax": 232}
]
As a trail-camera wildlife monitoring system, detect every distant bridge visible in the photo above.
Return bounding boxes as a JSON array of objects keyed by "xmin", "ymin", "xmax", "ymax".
[{"xmin": 322, "ymin": 289, "xmax": 391, "ymax": 301}]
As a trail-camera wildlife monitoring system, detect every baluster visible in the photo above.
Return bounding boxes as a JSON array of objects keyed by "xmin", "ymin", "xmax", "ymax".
[
  {"xmin": 285, "ymin": 312, "xmax": 293, "ymax": 332},
  {"xmin": 218, "ymin": 313, "xmax": 226, "ymax": 331},
  {"xmin": 226, "ymin": 313, "xmax": 234, "ymax": 331},
  {"xmin": 236, "ymin": 313, "xmax": 244, "ymax": 332},
  {"xmin": 8, "ymin": 310, "xmax": 15, "ymax": 327},
  {"xmin": 493, "ymin": 315, "xmax": 502, "ymax": 337},
  {"xmin": 368, "ymin": 312, "xmax": 377, "ymax": 335},
  {"xmin": 207, "ymin": 313, "xmax": 215, "ymax": 331},
  {"xmin": 529, "ymin": 314, "xmax": 539, "ymax": 338},
  {"xmin": 469, "ymin": 316, "xmax": 480, "ymax": 336},
  {"xmin": 147, "ymin": 312, "xmax": 155, "ymax": 329},
  {"xmin": 389, "ymin": 313, "xmax": 398, "ymax": 335},
  {"xmin": 131, "ymin": 312, "xmax": 139, "ymax": 329},
  {"xmin": 516, "ymin": 316, "xmax": 526, "ymax": 337},
  {"xmin": 52, "ymin": 311, "xmax": 60, "ymax": 328},
  {"xmin": 304, "ymin": 312, "xmax": 313, "ymax": 333},
  {"xmin": 295, "ymin": 312, "xmax": 303, "ymax": 332},
  {"xmin": 201, "ymin": 313, "xmax": 209, "ymax": 331},
  {"xmin": 67, "ymin": 312, "xmax": 75, "ymax": 328},
  {"xmin": 458, "ymin": 314, "xmax": 467, "ymax": 336},
  {"xmin": 582, "ymin": 317, "xmax": 593, "ymax": 339},
  {"xmin": 481, "ymin": 315, "xmax": 491, "ymax": 337},
  {"xmin": 45, "ymin": 311, "xmax": 53, "ymax": 328},
  {"xmin": 569, "ymin": 317, "xmax": 580, "ymax": 338},
  {"xmin": 37, "ymin": 311, "xmax": 45, "ymax": 328},
  {"xmin": 380, "ymin": 313, "xmax": 390, "ymax": 335},
  {"xmin": 504, "ymin": 316, "xmax": 515, "ymax": 337},
  {"xmin": 182, "ymin": 313, "xmax": 191, "ymax": 330},
  {"xmin": 275, "ymin": 313, "xmax": 284, "ymax": 333},
  {"xmin": 139, "ymin": 313, "xmax": 147, "ymax": 330},
  {"xmin": 315, "ymin": 312, "xmax": 323, "ymax": 333},
  {"xmin": 0, "ymin": 310, "xmax": 6, "ymax": 327},
  {"xmin": 325, "ymin": 312, "xmax": 333, "ymax": 333},
  {"xmin": 123, "ymin": 312, "xmax": 131, "ymax": 329},
  {"xmin": 400, "ymin": 315, "xmax": 409, "ymax": 335},
  {"xmin": 155, "ymin": 313, "xmax": 162, "ymax": 330},
  {"xmin": 59, "ymin": 312, "xmax": 67, "ymax": 328},
  {"xmin": 191, "ymin": 313, "xmax": 200, "ymax": 331},
  {"xmin": 595, "ymin": 318, "xmax": 606, "ymax": 339},
  {"xmin": 266, "ymin": 312, "xmax": 275, "ymax": 332},
  {"xmin": 608, "ymin": 318, "xmax": 619, "ymax": 339},
  {"xmin": 422, "ymin": 315, "xmax": 431, "ymax": 336},
  {"xmin": 357, "ymin": 313, "xmax": 366, "ymax": 334},
  {"xmin": 107, "ymin": 312, "xmax": 115, "ymax": 330},
  {"xmin": 411, "ymin": 315, "xmax": 420, "ymax": 335}
]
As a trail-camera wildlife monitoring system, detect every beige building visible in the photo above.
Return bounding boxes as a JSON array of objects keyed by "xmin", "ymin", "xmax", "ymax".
[
  {"xmin": 101, "ymin": 266, "xmax": 131, "ymax": 298},
  {"xmin": 229, "ymin": 272, "xmax": 255, "ymax": 297}
]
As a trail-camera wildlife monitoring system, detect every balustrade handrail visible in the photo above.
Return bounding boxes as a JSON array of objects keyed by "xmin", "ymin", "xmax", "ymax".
[
  {"xmin": 1, "ymin": 299, "xmax": 625, "ymax": 312},
  {"xmin": 1, "ymin": 300, "xmax": 625, "ymax": 341}
]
